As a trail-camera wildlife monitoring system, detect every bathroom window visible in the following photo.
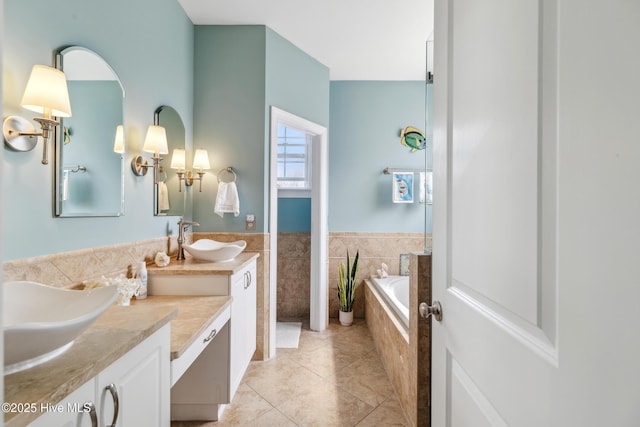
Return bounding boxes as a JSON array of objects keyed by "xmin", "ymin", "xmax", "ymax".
[{"xmin": 277, "ymin": 124, "xmax": 312, "ymax": 197}]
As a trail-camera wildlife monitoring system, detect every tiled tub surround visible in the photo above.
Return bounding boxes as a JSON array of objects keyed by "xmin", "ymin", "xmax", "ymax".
[
  {"xmin": 365, "ymin": 252, "xmax": 432, "ymax": 427},
  {"xmin": 328, "ymin": 232, "xmax": 430, "ymax": 319},
  {"xmin": 3, "ymin": 232, "xmax": 271, "ymax": 360}
]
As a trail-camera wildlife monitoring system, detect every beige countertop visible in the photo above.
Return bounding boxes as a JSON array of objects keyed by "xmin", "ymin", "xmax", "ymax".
[
  {"xmin": 4, "ymin": 295, "xmax": 232, "ymax": 426},
  {"xmin": 147, "ymin": 252, "xmax": 259, "ymax": 276},
  {"xmin": 132, "ymin": 295, "xmax": 232, "ymax": 360}
]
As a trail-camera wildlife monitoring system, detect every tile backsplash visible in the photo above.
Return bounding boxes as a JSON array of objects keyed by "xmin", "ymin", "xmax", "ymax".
[
  {"xmin": 2, "ymin": 231, "xmax": 429, "ymax": 357},
  {"xmin": 3, "ymin": 232, "xmax": 271, "ymax": 361},
  {"xmin": 3, "ymin": 236, "xmax": 180, "ymax": 288}
]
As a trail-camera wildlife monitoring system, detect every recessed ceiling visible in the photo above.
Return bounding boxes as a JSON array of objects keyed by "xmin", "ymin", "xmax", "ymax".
[{"xmin": 177, "ymin": 0, "xmax": 434, "ymax": 81}]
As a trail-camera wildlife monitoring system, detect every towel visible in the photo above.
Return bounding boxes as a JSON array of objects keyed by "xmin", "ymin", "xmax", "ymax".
[
  {"xmin": 158, "ymin": 181, "xmax": 170, "ymax": 211},
  {"xmin": 215, "ymin": 181, "xmax": 240, "ymax": 217},
  {"xmin": 62, "ymin": 170, "xmax": 70, "ymax": 201}
]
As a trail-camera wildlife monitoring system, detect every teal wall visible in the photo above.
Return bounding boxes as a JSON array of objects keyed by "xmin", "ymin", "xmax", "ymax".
[
  {"xmin": 265, "ymin": 28, "xmax": 329, "ymax": 234},
  {"xmin": 3, "ymin": 0, "xmax": 194, "ymax": 260},
  {"xmin": 193, "ymin": 26, "xmax": 329, "ymax": 233},
  {"xmin": 277, "ymin": 81, "xmax": 429, "ymax": 234},
  {"xmin": 192, "ymin": 26, "xmax": 267, "ymax": 232},
  {"xmin": 278, "ymin": 198, "xmax": 312, "ymax": 232},
  {"xmin": 329, "ymin": 81, "xmax": 431, "ymax": 232},
  {"xmin": 265, "ymin": 28, "xmax": 330, "ymax": 128}
]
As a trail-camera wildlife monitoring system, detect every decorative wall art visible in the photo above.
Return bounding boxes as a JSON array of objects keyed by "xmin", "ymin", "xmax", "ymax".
[
  {"xmin": 399, "ymin": 126, "xmax": 426, "ymax": 152},
  {"xmin": 392, "ymin": 172, "xmax": 414, "ymax": 203}
]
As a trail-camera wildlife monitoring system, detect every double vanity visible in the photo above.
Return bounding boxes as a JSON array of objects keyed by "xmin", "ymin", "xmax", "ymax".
[{"xmin": 4, "ymin": 252, "xmax": 258, "ymax": 427}]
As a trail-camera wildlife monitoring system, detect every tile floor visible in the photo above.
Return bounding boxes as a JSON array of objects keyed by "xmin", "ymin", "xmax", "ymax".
[{"xmin": 171, "ymin": 318, "xmax": 409, "ymax": 427}]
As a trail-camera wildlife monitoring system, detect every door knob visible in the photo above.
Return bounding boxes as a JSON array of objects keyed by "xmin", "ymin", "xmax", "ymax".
[{"xmin": 419, "ymin": 301, "xmax": 442, "ymax": 321}]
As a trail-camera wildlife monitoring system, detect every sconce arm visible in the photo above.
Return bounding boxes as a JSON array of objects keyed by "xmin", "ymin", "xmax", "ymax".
[
  {"xmin": 182, "ymin": 170, "xmax": 206, "ymax": 192},
  {"xmin": 33, "ymin": 117, "xmax": 59, "ymax": 165},
  {"xmin": 195, "ymin": 171, "xmax": 206, "ymax": 192},
  {"xmin": 174, "ymin": 170, "xmax": 204, "ymax": 193},
  {"xmin": 184, "ymin": 170, "xmax": 194, "ymax": 187},
  {"xmin": 131, "ymin": 155, "xmax": 150, "ymax": 176},
  {"xmin": 2, "ymin": 115, "xmax": 59, "ymax": 164}
]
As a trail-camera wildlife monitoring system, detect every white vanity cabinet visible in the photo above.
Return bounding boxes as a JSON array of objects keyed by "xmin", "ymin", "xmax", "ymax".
[
  {"xmin": 28, "ymin": 380, "xmax": 96, "ymax": 427},
  {"xmin": 28, "ymin": 324, "xmax": 171, "ymax": 427},
  {"xmin": 148, "ymin": 255, "xmax": 258, "ymax": 404},
  {"xmin": 229, "ymin": 262, "xmax": 257, "ymax": 397},
  {"xmin": 97, "ymin": 324, "xmax": 171, "ymax": 426}
]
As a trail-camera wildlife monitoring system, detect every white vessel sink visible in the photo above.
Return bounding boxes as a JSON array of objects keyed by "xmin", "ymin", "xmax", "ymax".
[
  {"xmin": 3, "ymin": 281, "xmax": 118, "ymax": 375},
  {"xmin": 183, "ymin": 239, "xmax": 247, "ymax": 262}
]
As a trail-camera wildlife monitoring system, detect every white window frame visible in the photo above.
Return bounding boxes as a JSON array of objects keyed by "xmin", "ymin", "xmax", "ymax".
[{"xmin": 277, "ymin": 124, "xmax": 312, "ymax": 198}]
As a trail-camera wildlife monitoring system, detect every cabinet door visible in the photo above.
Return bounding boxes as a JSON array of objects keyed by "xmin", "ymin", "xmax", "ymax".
[
  {"xmin": 29, "ymin": 379, "xmax": 97, "ymax": 427},
  {"xmin": 97, "ymin": 324, "xmax": 170, "ymax": 427},
  {"xmin": 229, "ymin": 261, "xmax": 257, "ymax": 398}
]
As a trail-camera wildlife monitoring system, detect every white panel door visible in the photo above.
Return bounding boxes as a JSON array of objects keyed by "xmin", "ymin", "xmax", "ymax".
[{"xmin": 431, "ymin": 0, "xmax": 640, "ymax": 426}]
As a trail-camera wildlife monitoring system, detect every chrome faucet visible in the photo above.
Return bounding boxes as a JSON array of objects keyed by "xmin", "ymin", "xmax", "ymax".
[{"xmin": 177, "ymin": 218, "xmax": 200, "ymax": 261}]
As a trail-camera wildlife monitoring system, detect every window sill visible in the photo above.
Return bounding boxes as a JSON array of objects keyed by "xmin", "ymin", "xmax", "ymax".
[{"xmin": 278, "ymin": 188, "xmax": 311, "ymax": 198}]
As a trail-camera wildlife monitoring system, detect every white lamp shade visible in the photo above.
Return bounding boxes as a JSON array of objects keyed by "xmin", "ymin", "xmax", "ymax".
[
  {"xmin": 143, "ymin": 125, "xmax": 169, "ymax": 155},
  {"xmin": 170, "ymin": 148, "xmax": 186, "ymax": 170},
  {"xmin": 193, "ymin": 148, "xmax": 210, "ymax": 170},
  {"xmin": 113, "ymin": 125, "xmax": 125, "ymax": 153},
  {"xmin": 21, "ymin": 65, "xmax": 72, "ymax": 118}
]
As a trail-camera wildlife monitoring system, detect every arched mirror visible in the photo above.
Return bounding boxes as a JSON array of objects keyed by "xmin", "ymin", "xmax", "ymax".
[
  {"xmin": 54, "ymin": 46, "xmax": 125, "ymax": 217},
  {"xmin": 154, "ymin": 105, "xmax": 185, "ymax": 216}
]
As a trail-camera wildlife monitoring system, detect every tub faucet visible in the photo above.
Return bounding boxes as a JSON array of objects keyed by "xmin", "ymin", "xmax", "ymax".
[{"xmin": 177, "ymin": 218, "xmax": 200, "ymax": 261}]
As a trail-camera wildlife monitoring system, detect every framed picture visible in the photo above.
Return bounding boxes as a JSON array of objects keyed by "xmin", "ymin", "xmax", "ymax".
[
  {"xmin": 392, "ymin": 172, "xmax": 414, "ymax": 203},
  {"xmin": 419, "ymin": 171, "xmax": 433, "ymax": 204}
]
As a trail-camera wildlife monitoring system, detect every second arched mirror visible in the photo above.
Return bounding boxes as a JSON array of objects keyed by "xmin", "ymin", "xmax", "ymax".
[{"xmin": 154, "ymin": 105, "xmax": 185, "ymax": 216}]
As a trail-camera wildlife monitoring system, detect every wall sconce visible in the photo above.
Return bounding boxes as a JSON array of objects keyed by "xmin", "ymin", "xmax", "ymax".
[
  {"xmin": 131, "ymin": 125, "xmax": 168, "ymax": 183},
  {"xmin": 171, "ymin": 147, "xmax": 211, "ymax": 192},
  {"xmin": 2, "ymin": 65, "xmax": 72, "ymax": 165},
  {"xmin": 113, "ymin": 125, "xmax": 125, "ymax": 154}
]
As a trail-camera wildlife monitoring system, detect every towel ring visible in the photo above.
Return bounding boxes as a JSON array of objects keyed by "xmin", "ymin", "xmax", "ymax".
[
  {"xmin": 64, "ymin": 165, "xmax": 87, "ymax": 173},
  {"xmin": 217, "ymin": 167, "xmax": 237, "ymax": 183}
]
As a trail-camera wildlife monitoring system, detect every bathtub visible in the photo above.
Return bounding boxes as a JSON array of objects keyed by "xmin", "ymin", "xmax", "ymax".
[{"xmin": 368, "ymin": 275, "xmax": 409, "ymax": 327}]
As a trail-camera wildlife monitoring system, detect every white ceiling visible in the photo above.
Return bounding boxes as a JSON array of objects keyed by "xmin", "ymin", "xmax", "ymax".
[{"xmin": 177, "ymin": 0, "xmax": 434, "ymax": 81}]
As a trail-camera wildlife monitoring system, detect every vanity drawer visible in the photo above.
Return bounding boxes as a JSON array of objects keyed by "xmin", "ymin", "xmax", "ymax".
[
  {"xmin": 170, "ymin": 304, "xmax": 231, "ymax": 386},
  {"xmin": 148, "ymin": 274, "xmax": 229, "ymax": 295}
]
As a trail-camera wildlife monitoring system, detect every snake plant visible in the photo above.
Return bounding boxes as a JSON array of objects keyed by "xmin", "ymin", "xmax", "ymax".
[{"xmin": 337, "ymin": 250, "xmax": 360, "ymax": 312}]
